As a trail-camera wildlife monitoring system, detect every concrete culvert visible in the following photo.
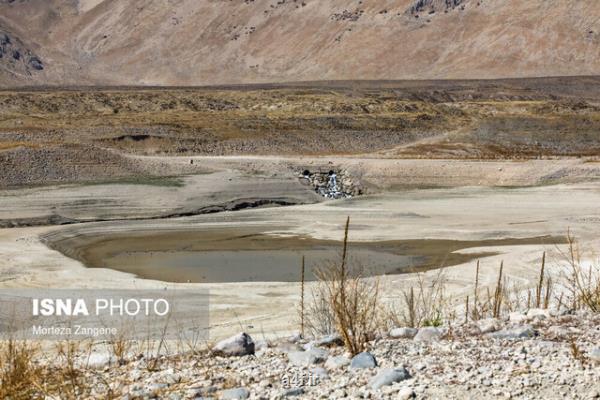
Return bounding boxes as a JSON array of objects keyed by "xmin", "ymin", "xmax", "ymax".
[{"xmin": 301, "ymin": 168, "xmax": 361, "ymax": 199}]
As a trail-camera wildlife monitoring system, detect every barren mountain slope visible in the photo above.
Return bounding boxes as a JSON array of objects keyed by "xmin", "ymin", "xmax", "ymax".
[{"xmin": 1, "ymin": 0, "xmax": 600, "ymax": 86}]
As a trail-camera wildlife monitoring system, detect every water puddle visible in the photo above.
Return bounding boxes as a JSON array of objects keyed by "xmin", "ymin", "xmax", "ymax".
[{"xmin": 47, "ymin": 227, "xmax": 564, "ymax": 283}]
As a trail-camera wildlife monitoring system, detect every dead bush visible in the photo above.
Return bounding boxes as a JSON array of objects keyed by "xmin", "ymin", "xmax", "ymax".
[
  {"xmin": 390, "ymin": 266, "xmax": 448, "ymax": 328},
  {"xmin": 0, "ymin": 339, "xmax": 42, "ymax": 399},
  {"xmin": 557, "ymin": 231, "xmax": 600, "ymax": 311},
  {"xmin": 308, "ymin": 217, "xmax": 382, "ymax": 355}
]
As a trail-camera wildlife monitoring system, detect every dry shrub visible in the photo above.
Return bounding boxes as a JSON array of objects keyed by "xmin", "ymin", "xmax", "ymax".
[
  {"xmin": 307, "ymin": 217, "xmax": 383, "ymax": 355},
  {"xmin": 0, "ymin": 339, "xmax": 42, "ymax": 399},
  {"xmin": 53, "ymin": 340, "xmax": 90, "ymax": 399},
  {"xmin": 557, "ymin": 231, "xmax": 600, "ymax": 312},
  {"xmin": 304, "ymin": 283, "xmax": 336, "ymax": 337},
  {"xmin": 390, "ymin": 267, "xmax": 448, "ymax": 328},
  {"xmin": 0, "ymin": 338, "xmax": 117, "ymax": 400},
  {"xmin": 569, "ymin": 339, "xmax": 588, "ymax": 366}
]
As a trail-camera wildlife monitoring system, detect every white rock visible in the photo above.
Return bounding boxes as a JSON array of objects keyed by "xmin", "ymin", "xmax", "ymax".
[
  {"xmin": 254, "ymin": 339, "xmax": 269, "ymax": 351},
  {"xmin": 414, "ymin": 327, "xmax": 444, "ymax": 342},
  {"xmin": 307, "ymin": 334, "xmax": 343, "ymax": 348},
  {"xmin": 325, "ymin": 355, "xmax": 351, "ymax": 370},
  {"xmin": 287, "ymin": 347, "xmax": 328, "ymax": 366},
  {"xmin": 509, "ymin": 312, "xmax": 528, "ymax": 324},
  {"xmin": 221, "ymin": 387, "xmax": 250, "ymax": 399},
  {"xmin": 369, "ymin": 368, "xmax": 411, "ymax": 389},
  {"xmin": 213, "ymin": 333, "xmax": 255, "ymax": 357},
  {"xmin": 590, "ymin": 347, "xmax": 600, "ymax": 363},
  {"xmin": 288, "ymin": 331, "xmax": 303, "ymax": 343},
  {"xmin": 350, "ymin": 352, "xmax": 377, "ymax": 369},
  {"xmin": 398, "ymin": 386, "xmax": 415, "ymax": 399},
  {"xmin": 477, "ymin": 318, "xmax": 501, "ymax": 334},
  {"xmin": 389, "ymin": 327, "xmax": 418, "ymax": 339},
  {"xmin": 79, "ymin": 352, "xmax": 115, "ymax": 369},
  {"xmin": 527, "ymin": 308, "xmax": 552, "ymax": 320},
  {"xmin": 488, "ymin": 325, "xmax": 536, "ymax": 340}
]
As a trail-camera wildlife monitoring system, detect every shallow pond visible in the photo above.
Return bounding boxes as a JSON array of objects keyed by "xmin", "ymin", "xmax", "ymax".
[{"xmin": 47, "ymin": 227, "xmax": 562, "ymax": 283}]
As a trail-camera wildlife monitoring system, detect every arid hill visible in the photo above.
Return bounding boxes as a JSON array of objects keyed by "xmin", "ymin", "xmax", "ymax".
[
  {"xmin": 1, "ymin": 0, "xmax": 600, "ymax": 86},
  {"xmin": 2, "ymin": 78, "xmax": 600, "ymax": 187}
]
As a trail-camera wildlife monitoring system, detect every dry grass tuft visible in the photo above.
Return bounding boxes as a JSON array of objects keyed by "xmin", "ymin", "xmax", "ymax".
[
  {"xmin": 0, "ymin": 339, "xmax": 42, "ymax": 399},
  {"xmin": 390, "ymin": 267, "xmax": 448, "ymax": 328},
  {"xmin": 557, "ymin": 230, "xmax": 600, "ymax": 311},
  {"xmin": 308, "ymin": 217, "xmax": 383, "ymax": 355}
]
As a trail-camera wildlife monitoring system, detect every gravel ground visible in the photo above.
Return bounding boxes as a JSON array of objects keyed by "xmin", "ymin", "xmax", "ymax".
[{"xmin": 59, "ymin": 309, "xmax": 600, "ymax": 400}]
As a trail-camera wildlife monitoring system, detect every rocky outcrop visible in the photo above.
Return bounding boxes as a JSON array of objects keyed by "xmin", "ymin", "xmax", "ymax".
[
  {"xmin": 0, "ymin": 29, "xmax": 44, "ymax": 77},
  {"xmin": 406, "ymin": 0, "xmax": 467, "ymax": 15}
]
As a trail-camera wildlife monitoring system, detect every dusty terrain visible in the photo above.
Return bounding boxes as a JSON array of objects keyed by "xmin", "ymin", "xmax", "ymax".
[
  {"xmin": 1, "ymin": 1, "xmax": 599, "ymax": 396},
  {"xmin": 1, "ymin": 154, "xmax": 600, "ymax": 400},
  {"xmin": 1, "ymin": 154, "xmax": 600, "ymax": 338},
  {"xmin": 2, "ymin": 79, "xmax": 600, "ymax": 187},
  {"xmin": 2, "ymin": 1, "xmax": 600, "ymax": 86},
  {"xmin": 0, "ymin": 81, "xmax": 599, "ymax": 398}
]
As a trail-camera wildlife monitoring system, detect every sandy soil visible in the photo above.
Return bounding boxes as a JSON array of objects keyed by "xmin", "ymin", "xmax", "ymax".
[{"xmin": 1, "ymin": 156, "xmax": 600, "ymax": 340}]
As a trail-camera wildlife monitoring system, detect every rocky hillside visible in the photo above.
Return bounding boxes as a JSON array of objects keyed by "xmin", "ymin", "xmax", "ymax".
[
  {"xmin": 1, "ymin": 0, "xmax": 600, "ymax": 86},
  {"xmin": 0, "ymin": 29, "xmax": 44, "ymax": 79}
]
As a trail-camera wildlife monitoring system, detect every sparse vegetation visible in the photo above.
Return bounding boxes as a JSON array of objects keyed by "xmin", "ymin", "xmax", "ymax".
[
  {"xmin": 307, "ymin": 217, "xmax": 383, "ymax": 355},
  {"xmin": 558, "ymin": 230, "xmax": 600, "ymax": 312},
  {"xmin": 1, "ymin": 229, "xmax": 599, "ymax": 399},
  {"xmin": 3, "ymin": 83, "xmax": 600, "ymax": 160},
  {"xmin": 0, "ymin": 339, "xmax": 41, "ymax": 400},
  {"xmin": 389, "ymin": 268, "xmax": 448, "ymax": 328}
]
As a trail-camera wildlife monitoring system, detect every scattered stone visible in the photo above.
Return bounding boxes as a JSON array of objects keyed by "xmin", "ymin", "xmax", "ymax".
[
  {"xmin": 590, "ymin": 347, "xmax": 600, "ymax": 363},
  {"xmin": 509, "ymin": 312, "xmax": 528, "ymax": 324},
  {"xmin": 350, "ymin": 352, "xmax": 377, "ymax": 369},
  {"xmin": 300, "ymin": 169, "xmax": 359, "ymax": 198},
  {"xmin": 11, "ymin": 302, "xmax": 600, "ymax": 399},
  {"xmin": 287, "ymin": 347, "xmax": 328, "ymax": 366},
  {"xmin": 398, "ymin": 386, "xmax": 416, "ymax": 399},
  {"xmin": 389, "ymin": 327, "xmax": 418, "ymax": 339},
  {"xmin": 369, "ymin": 367, "xmax": 411, "ymax": 389},
  {"xmin": 325, "ymin": 355, "xmax": 351, "ymax": 370},
  {"xmin": 414, "ymin": 327, "xmax": 444, "ymax": 342},
  {"xmin": 283, "ymin": 387, "xmax": 304, "ymax": 397},
  {"xmin": 488, "ymin": 325, "xmax": 536, "ymax": 339},
  {"xmin": 308, "ymin": 334, "xmax": 344, "ymax": 348},
  {"xmin": 477, "ymin": 318, "xmax": 501, "ymax": 334},
  {"xmin": 212, "ymin": 333, "xmax": 255, "ymax": 356},
  {"xmin": 221, "ymin": 387, "xmax": 250, "ymax": 399}
]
